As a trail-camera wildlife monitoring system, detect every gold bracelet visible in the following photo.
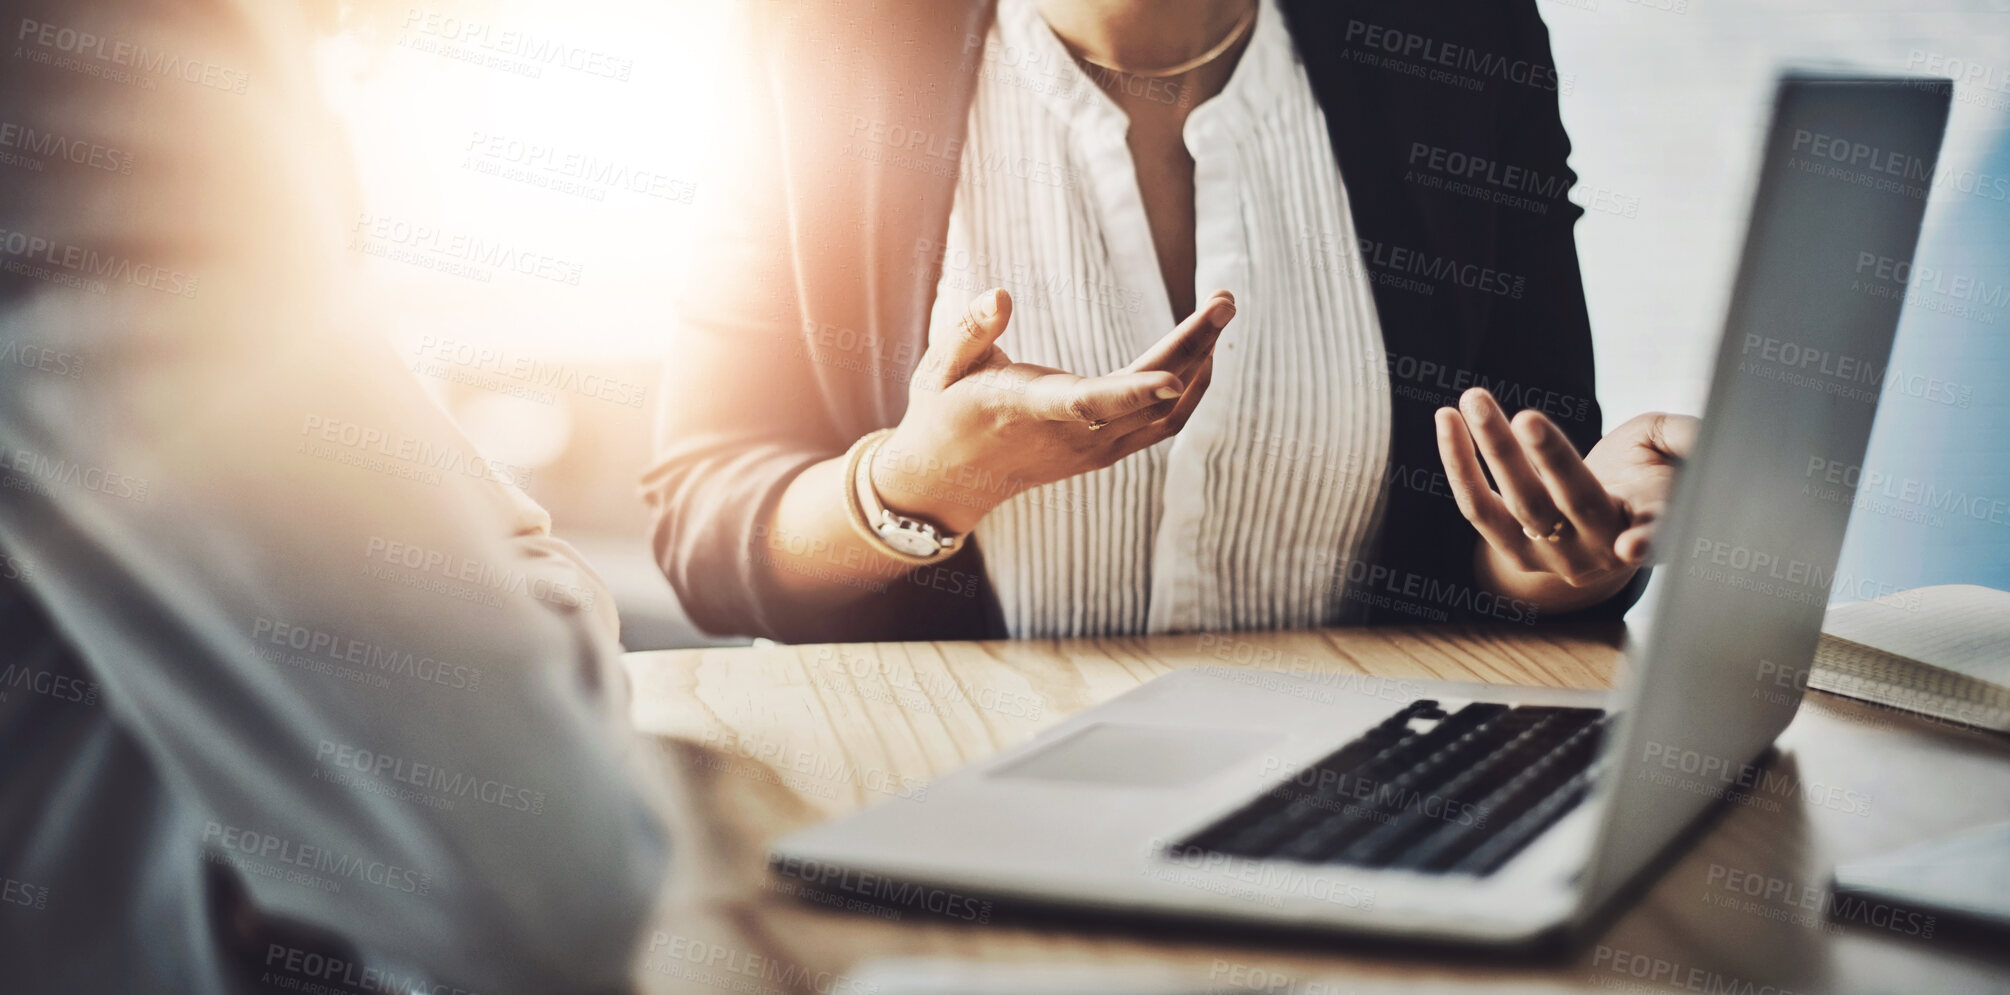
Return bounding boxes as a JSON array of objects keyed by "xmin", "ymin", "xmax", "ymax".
[
  {"xmin": 840, "ymin": 428, "xmax": 895, "ymax": 552},
  {"xmin": 840, "ymin": 428, "xmax": 956, "ymax": 568}
]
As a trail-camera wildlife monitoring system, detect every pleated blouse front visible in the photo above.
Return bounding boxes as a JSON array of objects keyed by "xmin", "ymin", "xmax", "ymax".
[{"xmin": 936, "ymin": 0, "xmax": 1394, "ymax": 636}]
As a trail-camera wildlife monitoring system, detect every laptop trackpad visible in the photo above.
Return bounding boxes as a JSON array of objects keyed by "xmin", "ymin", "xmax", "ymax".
[{"xmin": 990, "ymin": 723, "xmax": 1281, "ymax": 789}]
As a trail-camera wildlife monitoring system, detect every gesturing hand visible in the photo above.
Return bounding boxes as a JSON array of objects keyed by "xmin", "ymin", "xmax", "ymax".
[
  {"xmin": 1435, "ymin": 387, "xmax": 1698, "ymax": 613},
  {"xmin": 874, "ymin": 287, "xmax": 1236, "ymax": 535}
]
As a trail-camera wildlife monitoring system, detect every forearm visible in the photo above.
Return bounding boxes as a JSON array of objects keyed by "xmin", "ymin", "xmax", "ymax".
[
  {"xmin": 757, "ymin": 453, "xmax": 937, "ymax": 608},
  {"xmin": 758, "ymin": 429, "xmax": 1017, "ymax": 608}
]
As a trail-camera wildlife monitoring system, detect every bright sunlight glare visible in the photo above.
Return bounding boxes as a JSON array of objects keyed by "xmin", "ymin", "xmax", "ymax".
[{"xmin": 312, "ymin": 0, "xmax": 736, "ymax": 363}]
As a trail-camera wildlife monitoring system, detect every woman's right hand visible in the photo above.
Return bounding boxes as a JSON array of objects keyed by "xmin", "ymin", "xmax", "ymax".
[{"xmin": 872, "ymin": 287, "xmax": 1236, "ymax": 535}]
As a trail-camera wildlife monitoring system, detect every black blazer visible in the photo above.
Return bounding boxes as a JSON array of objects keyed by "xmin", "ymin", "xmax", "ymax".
[{"xmin": 643, "ymin": 0, "xmax": 1642, "ymax": 642}]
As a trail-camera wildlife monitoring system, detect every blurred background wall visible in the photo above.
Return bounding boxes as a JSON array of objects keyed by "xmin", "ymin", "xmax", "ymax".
[
  {"xmin": 311, "ymin": 0, "xmax": 2009, "ymax": 650},
  {"xmin": 1545, "ymin": 0, "xmax": 2010, "ymax": 608}
]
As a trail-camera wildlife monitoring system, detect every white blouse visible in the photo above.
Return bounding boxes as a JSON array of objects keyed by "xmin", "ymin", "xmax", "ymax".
[{"xmin": 934, "ymin": 0, "xmax": 1392, "ymax": 637}]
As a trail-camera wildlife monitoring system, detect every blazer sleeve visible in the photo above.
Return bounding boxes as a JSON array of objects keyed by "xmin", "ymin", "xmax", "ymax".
[
  {"xmin": 640, "ymin": 0, "xmax": 828, "ymax": 641},
  {"xmin": 1475, "ymin": 0, "xmax": 1649, "ymax": 620},
  {"xmin": 641, "ymin": 0, "xmax": 1002, "ymax": 643}
]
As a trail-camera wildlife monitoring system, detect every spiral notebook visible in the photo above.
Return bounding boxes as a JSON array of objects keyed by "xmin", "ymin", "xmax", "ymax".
[{"xmin": 1813, "ymin": 585, "xmax": 2010, "ymax": 733}]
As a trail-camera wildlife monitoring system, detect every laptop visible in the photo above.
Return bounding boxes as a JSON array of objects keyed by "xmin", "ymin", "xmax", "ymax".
[{"xmin": 770, "ymin": 73, "xmax": 1953, "ymax": 947}]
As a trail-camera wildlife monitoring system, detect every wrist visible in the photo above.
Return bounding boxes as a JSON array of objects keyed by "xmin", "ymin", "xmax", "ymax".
[
  {"xmin": 1472, "ymin": 539, "xmax": 1632, "ymax": 617},
  {"xmin": 869, "ymin": 426, "xmax": 1005, "ymax": 537}
]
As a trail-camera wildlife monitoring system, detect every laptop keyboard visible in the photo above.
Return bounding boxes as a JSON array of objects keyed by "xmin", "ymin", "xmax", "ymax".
[{"xmin": 1172, "ymin": 700, "xmax": 1610, "ymax": 877}]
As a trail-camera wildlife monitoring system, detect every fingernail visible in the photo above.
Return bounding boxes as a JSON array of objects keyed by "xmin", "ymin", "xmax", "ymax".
[
  {"xmin": 978, "ymin": 290, "xmax": 1002, "ymax": 318},
  {"xmin": 1155, "ymin": 386, "xmax": 1181, "ymax": 400}
]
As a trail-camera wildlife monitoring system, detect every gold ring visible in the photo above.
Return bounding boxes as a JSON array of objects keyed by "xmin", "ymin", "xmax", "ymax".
[
  {"xmin": 1524, "ymin": 521, "xmax": 1567, "ymax": 542},
  {"xmin": 1086, "ymin": 419, "xmax": 1108, "ymax": 432}
]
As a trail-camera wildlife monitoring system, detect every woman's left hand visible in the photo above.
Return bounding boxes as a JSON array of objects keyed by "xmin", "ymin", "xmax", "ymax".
[{"xmin": 1435, "ymin": 388, "xmax": 1699, "ymax": 615}]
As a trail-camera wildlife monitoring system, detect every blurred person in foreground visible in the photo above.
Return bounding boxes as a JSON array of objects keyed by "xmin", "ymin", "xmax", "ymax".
[
  {"xmin": 0, "ymin": 1, "xmax": 667, "ymax": 992},
  {"xmin": 646, "ymin": 0, "xmax": 1699, "ymax": 643}
]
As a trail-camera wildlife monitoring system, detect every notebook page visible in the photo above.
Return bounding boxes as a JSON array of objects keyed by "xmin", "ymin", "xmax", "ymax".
[{"xmin": 1820, "ymin": 585, "xmax": 2010, "ymax": 687}]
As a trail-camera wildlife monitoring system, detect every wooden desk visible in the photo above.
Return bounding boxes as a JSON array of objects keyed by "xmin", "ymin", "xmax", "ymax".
[{"xmin": 623, "ymin": 625, "xmax": 2010, "ymax": 994}]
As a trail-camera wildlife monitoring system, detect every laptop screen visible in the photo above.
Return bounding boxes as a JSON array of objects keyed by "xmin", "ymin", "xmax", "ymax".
[{"xmin": 1583, "ymin": 73, "xmax": 1952, "ymax": 905}]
